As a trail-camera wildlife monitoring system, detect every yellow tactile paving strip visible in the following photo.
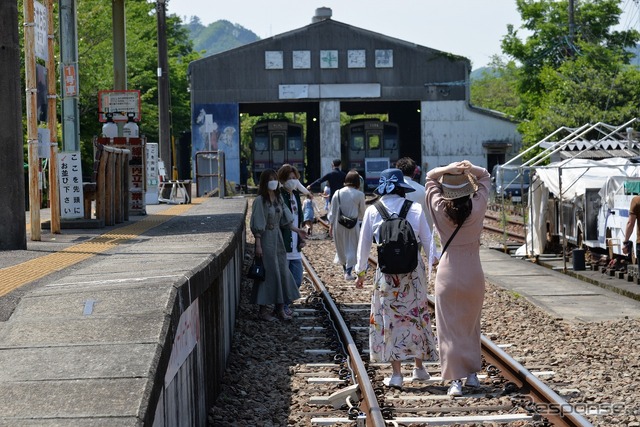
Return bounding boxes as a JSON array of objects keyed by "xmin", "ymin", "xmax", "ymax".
[{"xmin": 0, "ymin": 200, "xmax": 201, "ymax": 297}]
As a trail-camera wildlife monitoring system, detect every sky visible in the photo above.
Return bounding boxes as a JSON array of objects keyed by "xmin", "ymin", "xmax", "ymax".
[
  {"xmin": 167, "ymin": 0, "xmax": 525, "ymax": 70},
  {"xmin": 168, "ymin": 1, "xmax": 640, "ymax": 70}
]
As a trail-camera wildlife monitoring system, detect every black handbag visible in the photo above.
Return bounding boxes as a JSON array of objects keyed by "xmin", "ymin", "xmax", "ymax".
[
  {"xmin": 336, "ymin": 193, "xmax": 358, "ymax": 229},
  {"xmin": 247, "ymin": 256, "xmax": 265, "ymax": 281}
]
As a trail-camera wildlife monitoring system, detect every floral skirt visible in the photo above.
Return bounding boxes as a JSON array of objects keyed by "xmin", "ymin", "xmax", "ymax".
[{"xmin": 368, "ymin": 257, "xmax": 439, "ymax": 363}]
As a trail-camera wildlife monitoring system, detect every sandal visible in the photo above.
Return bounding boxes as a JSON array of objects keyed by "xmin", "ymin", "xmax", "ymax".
[
  {"xmin": 259, "ymin": 306, "xmax": 277, "ymax": 322},
  {"xmin": 260, "ymin": 312, "xmax": 278, "ymax": 322},
  {"xmin": 274, "ymin": 310, "xmax": 292, "ymax": 321}
]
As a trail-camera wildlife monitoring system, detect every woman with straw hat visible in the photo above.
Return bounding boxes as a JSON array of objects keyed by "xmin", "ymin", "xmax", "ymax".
[{"xmin": 425, "ymin": 160, "xmax": 491, "ymax": 396}]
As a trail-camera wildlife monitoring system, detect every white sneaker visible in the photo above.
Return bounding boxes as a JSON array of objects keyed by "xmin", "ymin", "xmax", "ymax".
[
  {"xmin": 465, "ymin": 373, "xmax": 480, "ymax": 388},
  {"xmin": 411, "ymin": 367, "xmax": 431, "ymax": 381},
  {"xmin": 388, "ymin": 374, "xmax": 403, "ymax": 389},
  {"xmin": 447, "ymin": 379, "xmax": 463, "ymax": 396},
  {"xmin": 344, "ymin": 273, "xmax": 356, "ymax": 281}
]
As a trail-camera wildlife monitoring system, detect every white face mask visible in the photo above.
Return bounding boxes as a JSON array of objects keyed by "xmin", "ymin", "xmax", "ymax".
[
  {"xmin": 267, "ymin": 180, "xmax": 279, "ymax": 191},
  {"xmin": 284, "ymin": 179, "xmax": 298, "ymax": 191}
]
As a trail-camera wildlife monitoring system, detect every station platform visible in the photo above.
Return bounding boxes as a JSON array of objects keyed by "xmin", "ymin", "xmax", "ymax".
[
  {"xmin": 0, "ymin": 196, "xmax": 247, "ymax": 423},
  {"xmin": 481, "ymin": 247, "xmax": 640, "ymax": 323}
]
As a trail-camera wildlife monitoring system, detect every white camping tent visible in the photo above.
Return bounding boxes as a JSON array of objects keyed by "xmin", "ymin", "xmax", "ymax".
[{"xmin": 518, "ymin": 157, "xmax": 640, "ymax": 256}]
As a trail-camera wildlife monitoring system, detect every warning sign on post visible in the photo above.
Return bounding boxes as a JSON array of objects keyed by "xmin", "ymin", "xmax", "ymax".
[
  {"xmin": 58, "ymin": 152, "xmax": 84, "ymax": 219},
  {"xmin": 98, "ymin": 90, "xmax": 141, "ymax": 122}
]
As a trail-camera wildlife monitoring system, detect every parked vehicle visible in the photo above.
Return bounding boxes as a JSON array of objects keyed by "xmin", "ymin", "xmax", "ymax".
[
  {"xmin": 491, "ymin": 165, "xmax": 530, "ymax": 203},
  {"xmin": 341, "ymin": 119, "xmax": 399, "ymax": 189},
  {"xmin": 251, "ymin": 119, "xmax": 304, "ymax": 184},
  {"xmin": 523, "ymin": 158, "xmax": 640, "ymax": 257}
]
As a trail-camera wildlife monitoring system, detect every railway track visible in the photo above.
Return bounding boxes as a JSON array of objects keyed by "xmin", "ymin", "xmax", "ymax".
[
  {"xmin": 293, "ymin": 219, "xmax": 590, "ymax": 426},
  {"xmin": 484, "ymin": 211, "xmax": 526, "ymax": 244}
]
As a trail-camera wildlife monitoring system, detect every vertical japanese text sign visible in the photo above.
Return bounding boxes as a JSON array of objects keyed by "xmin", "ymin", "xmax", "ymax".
[
  {"xmin": 58, "ymin": 152, "xmax": 84, "ymax": 219},
  {"xmin": 34, "ymin": 1, "xmax": 48, "ymax": 61}
]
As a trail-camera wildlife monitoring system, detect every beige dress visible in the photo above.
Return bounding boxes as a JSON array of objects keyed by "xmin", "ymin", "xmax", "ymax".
[
  {"xmin": 425, "ymin": 168, "xmax": 491, "ymax": 380},
  {"xmin": 328, "ymin": 186, "xmax": 366, "ymax": 270}
]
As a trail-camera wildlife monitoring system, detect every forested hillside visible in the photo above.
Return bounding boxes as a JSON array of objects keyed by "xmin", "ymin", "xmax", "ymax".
[{"xmin": 183, "ymin": 17, "xmax": 260, "ymax": 56}]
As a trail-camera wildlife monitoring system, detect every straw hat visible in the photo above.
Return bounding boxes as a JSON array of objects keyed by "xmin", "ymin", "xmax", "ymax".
[{"xmin": 440, "ymin": 173, "xmax": 479, "ymax": 200}]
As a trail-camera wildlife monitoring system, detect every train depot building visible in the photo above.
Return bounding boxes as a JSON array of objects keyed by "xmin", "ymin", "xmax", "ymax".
[{"xmin": 188, "ymin": 7, "xmax": 522, "ymax": 188}]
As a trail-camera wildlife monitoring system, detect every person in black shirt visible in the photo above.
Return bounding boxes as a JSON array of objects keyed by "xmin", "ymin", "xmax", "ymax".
[{"xmin": 307, "ymin": 159, "xmax": 346, "ymax": 201}]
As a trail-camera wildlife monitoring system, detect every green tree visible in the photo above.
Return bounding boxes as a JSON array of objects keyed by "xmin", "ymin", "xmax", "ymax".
[
  {"xmin": 470, "ymin": 55, "xmax": 520, "ymax": 115},
  {"xmin": 77, "ymin": 1, "xmax": 199, "ymax": 173},
  {"xmin": 520, "ymin": 56, "xmax": 640, "ymax": 145},
  {"xmin": 501, "ymin": 0, "xmax": 640, "ymax": 148}
]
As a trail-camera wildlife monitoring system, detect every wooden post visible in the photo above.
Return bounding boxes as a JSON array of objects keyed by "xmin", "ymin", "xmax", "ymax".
[
  {"xmin": 95, "ymin": 149, "xmax": 107, "ymax": 222},
  {"xmin": 47, "ymin": 0, "xmax": 60, "ymax": 233},
  {"xmin": 114, "ymin": 151, "xmax": 122, "ymax": 223},
  {"xmin": 105, "ymin": 149, "xmax": 115, "ymax": 226},
  {"xmin": 24, "ymin": 0, "xmax": 41, "ymax": 240}
]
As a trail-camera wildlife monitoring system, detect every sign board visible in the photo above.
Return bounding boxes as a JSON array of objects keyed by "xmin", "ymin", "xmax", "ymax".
[
  {"xmin": 98, "ymin": 90, "xmax": 141, "ymax": 122},
  {"xmin": 34, "ymin": 1, "xmax": 48, "ymax": 61},
  {"xmin": 364, "ymin": 157, "xmax": 390, "ymax": 190},
  {"xmin": 63, "ymin": 64, "xmax": 78, "ymax": 96},
  {"xmin": 145, "ymin": 143, "xmax": 159, "ymax": 204},
  {"xmin": 37, "ymin": 128, "xmax": 50, "ymax": 159},
  {"xmin": 58, "ymin": 152, "xmax": 84, "ymax": 219},
  {"xmin": 164, "ymin": 299, "xmax": 200, "ymax": 387}
]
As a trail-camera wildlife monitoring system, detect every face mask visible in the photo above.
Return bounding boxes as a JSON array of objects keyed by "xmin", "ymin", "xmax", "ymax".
[
  {"xmin": 267, "ymin": 180, "xmax": 279, "ymax": 191},
  {"xmin": 284, "ymin": 179, "xmax": 297, "ymax": 191}
]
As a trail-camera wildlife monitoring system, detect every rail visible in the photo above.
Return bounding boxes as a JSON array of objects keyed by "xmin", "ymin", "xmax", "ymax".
[{"xmin": 300, "ymin": 254, "xmax": 386, "ymax": 426}]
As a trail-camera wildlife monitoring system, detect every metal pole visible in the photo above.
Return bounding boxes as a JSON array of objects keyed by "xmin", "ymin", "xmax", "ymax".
[
  {"xmin": 559, "ymin": 168, "xmax": 566, "ymax": 272},
  {"xmin": 47, "ymin": 0, "xmax": 60, "ymax": 233},
  {"xmin": 156, "ymin": 0, "xmax": 172, "ymax": 176},
  {"xmin": 59, "ymin": 0, "xmax": 80, "ymax": 152},
  {"xmin": 24, "ymin": 0, "xmax": 41, "ymax": 241}
]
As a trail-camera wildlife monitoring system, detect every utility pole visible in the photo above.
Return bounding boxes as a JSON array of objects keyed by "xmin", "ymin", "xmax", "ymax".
[
  {"xmin": 47, "ymin": 0, "xmax": 60, "ymax": 234},
  {"xmin": 156, "ymin": 0, "xmax": 172, "ymax": 177},
  {"xmin": 24, "ymin": 0, "xmax": 41, "ymax": 241},
  {"xmin": 568, "ymin": 0, "xmax": 575, "ymax": 56},
  {"xmin": 0, "ymin": 0, "xmax": 27, "ymax": 250}
]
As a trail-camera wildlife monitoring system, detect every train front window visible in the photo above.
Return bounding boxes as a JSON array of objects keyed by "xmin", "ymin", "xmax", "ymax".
[
  {"xmin": 383, "ymin": 127, "xmax": 398, "ymax": 150},
  {"xmin": 288, "ymin": 126, "xmax": 303, "ymax": 151},
  {"xmin": 368, "ymin": 134, "xmax": 381, "ymax": 150},
  {"xmin": 288, "ymin": 137, "xmax": 302, "ymax": 151},
  {"xmin": 254, "ymin": 135, "xmax": 268, "ymax": 152},
  {"xmin": 351, "ymin": 135, "xmax": 365, "ymax": 151},
  {"xmin": 272, "ymin": 133, "xmax": 285, "ymax": 151}
]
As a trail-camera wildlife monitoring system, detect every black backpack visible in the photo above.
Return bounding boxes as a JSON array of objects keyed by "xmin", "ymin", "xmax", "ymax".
[{"xmin": 373, "ymin": 199, "xmax": 419, "ymax": 274}]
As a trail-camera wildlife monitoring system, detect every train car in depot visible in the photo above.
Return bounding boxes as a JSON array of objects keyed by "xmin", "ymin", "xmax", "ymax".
[
  {"xmin": 251, "ymin": 120, "xmax": 304, "ymax": 183},
  {"xmin": 341, "ymin": 119, "xmax": 400, "ymax": 189}
]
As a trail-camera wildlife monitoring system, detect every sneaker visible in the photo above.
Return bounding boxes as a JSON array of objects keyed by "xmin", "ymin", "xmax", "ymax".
[
  {"xmin": 465, "ymin": 373, "xmax": 480, "ymax": 388},
  {"xmin": 447, "ymin": 380, "xmax": 463, "ymax": 396},
  {"xmin": 388, "ymin": 374, "xmax": 403, "ymax": 389},
  {"xmin": 344, "ymin": 273, "xmax": 356, "ymax": 281},
  {"xmin": 411, "ymin": 367, "xmax": 431, "ymax": 381}
]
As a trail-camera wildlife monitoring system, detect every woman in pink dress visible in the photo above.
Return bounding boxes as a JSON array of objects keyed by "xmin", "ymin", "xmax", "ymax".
[{"xmin": 425, "ymin": 160, "xmax": 490, "ymax": 396}]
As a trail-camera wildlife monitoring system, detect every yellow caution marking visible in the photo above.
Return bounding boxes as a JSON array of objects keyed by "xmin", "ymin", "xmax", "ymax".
[{"xmin": 0, "ymin": 199, "xmax": 202, "ymax": 297}]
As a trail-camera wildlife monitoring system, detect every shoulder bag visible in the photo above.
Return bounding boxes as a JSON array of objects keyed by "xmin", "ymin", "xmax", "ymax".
[{"xmin": 336, "ymin": 192, "xmax": 358, "ymax": 229}]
